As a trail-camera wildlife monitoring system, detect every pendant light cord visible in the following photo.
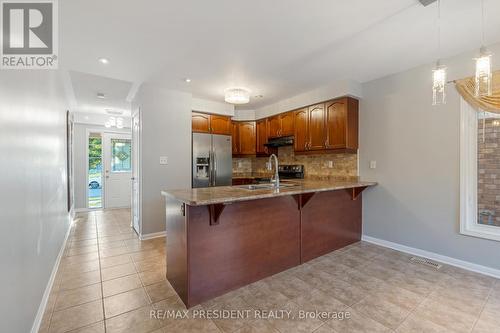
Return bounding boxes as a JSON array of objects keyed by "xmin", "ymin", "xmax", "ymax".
[
  {"xmin": 481, "ymin": 0, "xmax": 485, "ymax": 46},
  {"xmin": 437, "ymin": 0, "xmax": 441, "ymax": 59}
]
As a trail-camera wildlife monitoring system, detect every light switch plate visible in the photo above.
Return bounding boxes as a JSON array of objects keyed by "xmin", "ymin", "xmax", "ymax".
[
  {"xmin": 369, "ymin": 160, "xmax": 377, "ymax": 169},
  {"xmin": 327, "ymin": 161, "xmax": 334, "ymax": 168},
  {"xmin": 160, "ymin": 156, "xmax": 168, "ymax": 165}
]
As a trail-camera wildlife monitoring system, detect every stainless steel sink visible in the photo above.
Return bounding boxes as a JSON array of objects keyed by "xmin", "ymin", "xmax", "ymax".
[{"xmin": 236, "ymin": 182, "xmax": 300, "ymax": 190}]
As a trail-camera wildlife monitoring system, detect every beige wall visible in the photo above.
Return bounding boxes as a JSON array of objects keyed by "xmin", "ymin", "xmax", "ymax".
[{"xmin": 359, "ymin": 43, "xmax": 500, "ymax": 271}]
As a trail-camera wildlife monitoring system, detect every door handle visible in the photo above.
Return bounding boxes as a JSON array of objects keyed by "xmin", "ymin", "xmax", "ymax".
[{"xmin": 213, "ymin": 150, "xmax": 217, "ymax": 186}]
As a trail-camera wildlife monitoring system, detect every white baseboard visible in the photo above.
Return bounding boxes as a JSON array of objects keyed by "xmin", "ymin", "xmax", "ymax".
[
  {"xmin": 140, "ymin": 231, "xmax": 166, "ymax": 240},
  {"xmin": 362, "ymin": 235, "xmax": 500, "ymax": 279},
  {"xmin": 74, "ymin": 208, "xmax": 92, "ymax": 213},
  {"xmin": 31, "ymin": 216, "xmax": 73, "ymax": 333}
]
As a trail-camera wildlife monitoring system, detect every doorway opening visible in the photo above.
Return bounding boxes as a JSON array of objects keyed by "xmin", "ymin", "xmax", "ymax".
[{"xmin": 88, "ymin": 133, "xmax": 103, "ymax": 208}]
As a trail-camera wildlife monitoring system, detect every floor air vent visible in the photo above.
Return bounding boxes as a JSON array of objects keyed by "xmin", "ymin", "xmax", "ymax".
[{"xmin": 409, "ymin": 256, "xmax": 442, "ymax": 269}]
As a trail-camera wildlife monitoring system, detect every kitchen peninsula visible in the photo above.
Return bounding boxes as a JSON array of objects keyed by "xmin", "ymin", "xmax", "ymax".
[{"xmin": 161, "ymin": 179, "xmax": 376, "ymax": 308}]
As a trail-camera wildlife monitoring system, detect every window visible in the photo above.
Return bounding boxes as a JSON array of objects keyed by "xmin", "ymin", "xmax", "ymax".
[
  {"xmin": 88, "ymin": 133, "xmax": 103, "ymax": 209},
  {"xmin": 111, "ymin": 138, "xmax": 131, "ymax": 172},
  {"xmin": 460, "ymin": 97, "xmax": 500, "ymax": 241}
]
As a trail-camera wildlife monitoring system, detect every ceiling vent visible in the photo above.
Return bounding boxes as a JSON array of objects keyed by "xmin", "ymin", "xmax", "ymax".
[{"xmin": 418, "ymin": 0, "xmax": 437, "ymax": 6}]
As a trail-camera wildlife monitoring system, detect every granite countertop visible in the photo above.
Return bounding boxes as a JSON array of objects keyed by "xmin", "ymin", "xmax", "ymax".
[{"xmin": 161, "ymin": 179, "xmax": 377, "ymax": 206}]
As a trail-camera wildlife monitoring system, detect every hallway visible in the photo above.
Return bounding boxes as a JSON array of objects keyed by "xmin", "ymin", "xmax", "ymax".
[{"xmin": 39, "ymin": 209, "xmax": 171, "ymax": 333}]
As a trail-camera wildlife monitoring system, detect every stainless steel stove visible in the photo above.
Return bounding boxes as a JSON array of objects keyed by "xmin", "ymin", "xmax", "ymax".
[{"xmin": 278, "ymin": 165, "xmax": 304, "ymax": 179}]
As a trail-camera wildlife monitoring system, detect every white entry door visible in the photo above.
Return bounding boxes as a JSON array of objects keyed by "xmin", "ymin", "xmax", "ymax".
[{"xmin": 103, "ymin": 133, "xmax": 132, "ymax": 208}]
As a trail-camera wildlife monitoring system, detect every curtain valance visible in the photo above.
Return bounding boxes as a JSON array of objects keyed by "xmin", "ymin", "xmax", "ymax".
[{"xmin": 455, "ymin": 71, "xmax": 500, "ymax": 112}]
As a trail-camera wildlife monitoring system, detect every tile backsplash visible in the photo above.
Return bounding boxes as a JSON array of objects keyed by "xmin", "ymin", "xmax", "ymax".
[{"xmin": 233, "ymin": 146, "xmax": 358, "ymax": 178}]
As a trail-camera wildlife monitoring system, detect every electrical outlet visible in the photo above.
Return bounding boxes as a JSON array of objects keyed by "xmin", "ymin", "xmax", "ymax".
[
  {"xmin": 160, "ymin": 156, "xmax": 168, "ymax": 165},
  {"xmin": 327, "ymin": 161, "xmax": 334, "ymax": 168}
]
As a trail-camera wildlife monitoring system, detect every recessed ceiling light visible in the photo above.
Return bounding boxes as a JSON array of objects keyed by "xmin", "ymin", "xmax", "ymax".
[
  {"xmin": 254, "ymin": 94, "xmax": 264, "ymax": 98},
  {"xmin": 184, "ymin": 78, "xmax": 191, "ymax": 83},
  {"xmin": 97, "ymin": 92, "xmax": 106, "ymax": 99},
  {"xmin": 98, "ymin": 57, "xmax": 109, "ymax": 64}
]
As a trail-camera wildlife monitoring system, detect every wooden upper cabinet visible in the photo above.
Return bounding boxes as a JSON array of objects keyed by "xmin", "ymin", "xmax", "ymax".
[
  {"xmin": 325, "ymin": 97, "xmax": 358, "ymax": 150},
  {"xmin": 280, "ymin": 112, "xmax": 295, "ymax": 136},
  {"xmin": 210, "ymin": 115, "xmax": 231, "ymax": 135},
  {"xmin": 231, "ymin": 121, "xmax": 239, "ymax": 155},
  {"xmin": 192, "ymin": 112, "xmax": 231, "ymax": 135},
  {"xmin": 267, "ymin": 115, "xmax": 281, "ymax": 138},
  {"xmin": 238, "ymin": 122, "xmax": 256, "ymax": 155},
  {"xmin": 325, "ymin": 99, "xmax": 347, "ymax": 149},
  {"xmin": 294, "ymin": 108, "xmax": 308, "ymax": 152},
  {"xmin": 256, "ymin": 119, "xmax": 269, "ymax": 156},
  {"xmin": 192, "ymin": 112, "xmax": 211, "ymax": 133},
  {"xmin": 308, "ymin": 103, "xmax": 326, "ymax": 151}
]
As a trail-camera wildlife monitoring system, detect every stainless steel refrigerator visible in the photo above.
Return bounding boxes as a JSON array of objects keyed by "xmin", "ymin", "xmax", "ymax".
[{"xmin": 192, "ymin": 133, "xmax": 232, "ymax": 188}]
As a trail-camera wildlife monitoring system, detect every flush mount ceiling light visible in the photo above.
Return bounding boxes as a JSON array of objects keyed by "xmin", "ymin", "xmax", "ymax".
[
  {"xmin": 474, "ymin": 0, "xmax": 493, "ymax": 97},
  {"xmin": 105, "ymin": 108, "xmax": 124, "ymax": 115},
  {"xmin": 98, "ymin": 57, "xmax": 109, "ymax": 64},
  {"xmin": 105, "ymin": 116, "xmax": 124, "ymax": 129},
  {"xmin": 97, "ymin": 92, "xmax": 105, "ymax": 99},
  {"xmin": 184, "ymin": 78, "xmax": 191, "ymax": 83},
  {"xmin": 224, "ymin": 88, "xmax": 250, "ymax": 104}
]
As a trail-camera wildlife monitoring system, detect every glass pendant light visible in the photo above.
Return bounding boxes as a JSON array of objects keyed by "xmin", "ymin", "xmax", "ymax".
[
  {"xmin": 433, "ymin": 60, "xmax": 447, "ymax": 105},
  {"xmin": 475, "ymin": 0, "xmax": 493, "ymax": 97},
  {"xmin": 432, "ymin": 0, "xmax": 446, "ymax": 105}
]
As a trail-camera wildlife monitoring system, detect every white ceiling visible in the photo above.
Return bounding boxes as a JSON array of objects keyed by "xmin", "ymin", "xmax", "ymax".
[
  {"xmin": 69, "ymin": 71, "xmax": 132, "ymax": 116},
  {"xmin": 61, "ymin": 0, "xmax": 500, "ymax": 113}
]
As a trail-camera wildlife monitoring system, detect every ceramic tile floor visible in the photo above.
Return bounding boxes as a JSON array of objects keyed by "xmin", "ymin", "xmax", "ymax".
[{"xmin": 39, "ymin": 209, "xmax": 500, "ymax": 333}]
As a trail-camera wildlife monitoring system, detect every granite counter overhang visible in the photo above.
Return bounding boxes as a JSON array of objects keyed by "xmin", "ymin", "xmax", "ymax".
[{"xmin": 161, "ymin": 179, "xmax": 377, "ymax": 206}]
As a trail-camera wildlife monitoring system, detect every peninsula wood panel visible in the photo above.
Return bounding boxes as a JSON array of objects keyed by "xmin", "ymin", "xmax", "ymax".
[
  {"xmin": 164, "ymin": 197, "xmax": 188, "ymax": 305},
  {"xmin": 301, "ymin": 190, "xmax": 362, "ymax": 262},
  {"xmin": 187, "ymin": 197, "xmax": 300, "ymax": 306}
]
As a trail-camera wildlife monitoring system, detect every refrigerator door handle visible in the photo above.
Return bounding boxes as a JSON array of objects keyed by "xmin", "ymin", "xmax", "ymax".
[
  {"xmin": 208, "ymin": 150, "xmax": 212, "ymax": 186},
  {"xmin": 213, "ymin": 150, "xmax": 217, "ymax": 186}
]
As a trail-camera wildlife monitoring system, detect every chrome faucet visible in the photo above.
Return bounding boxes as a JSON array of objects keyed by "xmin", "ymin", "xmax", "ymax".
[{"xmin": 268, "ymin": 154, "xmax": 280, "ymax": 188}]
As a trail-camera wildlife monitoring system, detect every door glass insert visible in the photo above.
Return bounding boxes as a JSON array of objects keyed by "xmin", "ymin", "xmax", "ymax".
[
  {"xmin": 88, "ymin": 133, "xmax": 103, "ymax": 208},
  {"xmin": 111, "ymin": 139, "xmax": 132, "ymax": 172}
]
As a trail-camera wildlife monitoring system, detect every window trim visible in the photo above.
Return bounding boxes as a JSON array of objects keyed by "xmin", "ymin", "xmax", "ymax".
[{"xmin": 460, "ymin": 97, "xmax": 500, "ymax": 242}]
